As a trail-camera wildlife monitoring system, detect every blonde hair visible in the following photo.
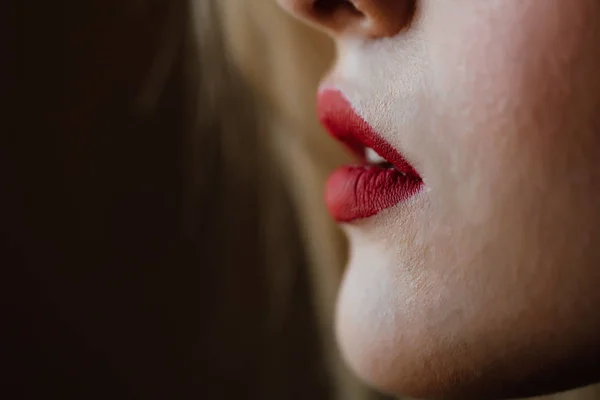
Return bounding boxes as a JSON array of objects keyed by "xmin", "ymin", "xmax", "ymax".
[{"xmin": 210, "ymin": 1, "xmax": 382, "ymax": 399}]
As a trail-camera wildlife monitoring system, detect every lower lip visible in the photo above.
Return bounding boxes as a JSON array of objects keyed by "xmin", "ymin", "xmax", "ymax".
[{"xmin": 326, "ymin": 165, "xmax": 422, "ymax": 222}]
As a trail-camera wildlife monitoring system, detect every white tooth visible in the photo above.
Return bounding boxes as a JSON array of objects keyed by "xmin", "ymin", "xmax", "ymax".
[{"xmin": 365, "ymin": 147, "xmax": 387, "ymax": 164}]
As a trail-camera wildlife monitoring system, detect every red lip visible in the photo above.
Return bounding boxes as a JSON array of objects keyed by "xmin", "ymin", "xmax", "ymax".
[{"xmin": 317, "ymin": 89, "xmax": 423, "ymax": 222}]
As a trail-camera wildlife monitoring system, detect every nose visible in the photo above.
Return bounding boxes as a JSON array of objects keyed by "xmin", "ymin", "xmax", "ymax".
[{"xmin": 278, "ymin": 0, "xmax": 415, "ymax": 38}]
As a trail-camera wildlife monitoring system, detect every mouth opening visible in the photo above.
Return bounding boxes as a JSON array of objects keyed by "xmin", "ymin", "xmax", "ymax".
[{"xmin": 351, "ymin": 144, "xmax": 417, "ymax": 180}]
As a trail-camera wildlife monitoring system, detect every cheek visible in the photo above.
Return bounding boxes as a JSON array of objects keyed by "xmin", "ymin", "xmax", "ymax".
[
  {"xmin": 421, "ymin": 0, "xmax": 600, "ymax": 325},
  {"xmin": 421, "ymin": 1, "xmax": 593, "ymax": 218},
  {"xmin": 417, "ymin": 10, "xmax": 522, "ymax": 223}
]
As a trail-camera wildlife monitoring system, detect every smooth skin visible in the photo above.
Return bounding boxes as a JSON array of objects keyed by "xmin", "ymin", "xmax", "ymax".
[{"xmin": 278, "ymin": 0, "xmax": 600, "ymax": 398}]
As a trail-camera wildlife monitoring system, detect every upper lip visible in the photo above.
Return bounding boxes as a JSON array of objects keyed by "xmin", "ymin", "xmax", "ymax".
[{"xmin": 316, "ymin": 89, "xmax": 421, "ymax": 179}]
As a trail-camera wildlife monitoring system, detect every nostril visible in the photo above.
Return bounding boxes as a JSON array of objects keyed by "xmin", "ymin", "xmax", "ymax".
[
  {"xmin": 314, "ymin": 0, "xmax": 363, "ymax": 16},
  {"xmin": 279, "ymin": 0, "xmax": 414, "ymax": 38}
]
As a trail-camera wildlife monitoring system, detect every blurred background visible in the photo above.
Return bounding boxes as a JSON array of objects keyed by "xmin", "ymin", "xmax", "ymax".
[
  {"xmin": 5, "ymin": 1, "xmax": 385, "ymax": 399},
  {"xmin": 5, "ymin": 1, "xmax": 600, "ymax": 399}
]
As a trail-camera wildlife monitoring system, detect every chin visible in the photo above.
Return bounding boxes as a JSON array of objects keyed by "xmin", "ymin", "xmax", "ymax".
[
  {"xmin": 335, "ymin": 218, "xmax": 600, "ymax": 400},
  {"xmin": 336, "ymin": 277, "xmax": 598, "ymax": 399},
  {"xmin": 333, "ymin": 223, "xmax": 446, "ymax": 398}
]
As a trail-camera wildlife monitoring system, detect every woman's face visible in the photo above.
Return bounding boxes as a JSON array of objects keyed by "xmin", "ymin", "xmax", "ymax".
[{"xmin": 278, "ymin": 0, "xmax": 600, "ymax": 398}]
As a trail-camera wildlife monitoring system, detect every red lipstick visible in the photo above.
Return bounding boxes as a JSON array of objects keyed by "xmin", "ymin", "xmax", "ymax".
[{"xmin": 317, "ymin": 89, "xmax": 423, "ymax": 222}]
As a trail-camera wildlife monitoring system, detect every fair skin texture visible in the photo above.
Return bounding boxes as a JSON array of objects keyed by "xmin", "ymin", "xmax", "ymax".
[{"xmin": 278, "ymin": 0, "xmax": 600, "ymax": 398}]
